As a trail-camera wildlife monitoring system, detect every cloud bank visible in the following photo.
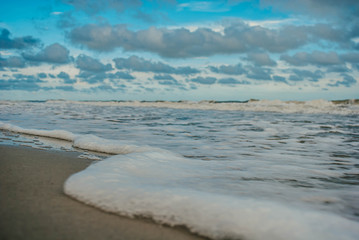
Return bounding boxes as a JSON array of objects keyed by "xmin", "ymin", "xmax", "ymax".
[{"xmin": 68, "ymin": 21, "xmax": 357, "ymax": 58}]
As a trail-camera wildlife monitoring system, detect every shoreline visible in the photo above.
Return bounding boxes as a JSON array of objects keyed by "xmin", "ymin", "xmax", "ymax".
[{"xmin": 0, "ymin": 145, "xmax": 206, "ymax": 240}]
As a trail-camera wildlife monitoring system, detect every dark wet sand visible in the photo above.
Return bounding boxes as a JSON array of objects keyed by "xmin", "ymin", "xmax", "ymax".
[{"xmin": 0, "ymin": 145, "xmax": 206, "ymax": 240}]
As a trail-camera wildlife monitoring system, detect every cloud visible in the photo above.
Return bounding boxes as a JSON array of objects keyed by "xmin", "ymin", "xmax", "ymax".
[
  {"xmin": 90, "ymin": 84, "xmax": 119, "ymax": 92},
  {"xmin": 281, "ymin": 51, "xmax": 342, "ymax": 66},
  {"xmin": 217, "ymin": 77, "xmax": 250, "ymax": 85},
  {"xmin": 0, "ymin": 80, "xmax": 41, "ymax": 91},
  {"xmin": 0, "ymin": 28, "xmax": 40, "ymax": 49},
  {"xmin": 55, "ymin": 85, "xmax": 76, "ymax": 91},
  {"xmin": 288, "ymin": 75, "xmax": 301, "ymax": 81},
  {"xmin": 12, "ymin": 73, "xmax": 42, "ymax": 81},
  {"xmin": 272, "ymin": 75, "xmax": 287, "ymax": 83},
  {"xmin": 0, "ymin": 56, "xmax": 25, "ymax": 68},
  {"xmin": 307, "ymin": 23, "xmax": 348, "ymax": 44},
  {"xmin": 211, "ymin": 64, "xmax": 281, "ymax": 82},
  {"xmin": 107, "ymin": 71, "xmax": 135, "ymax": 80},
  {"xmin": 22, "ymin": 43, "xmax": 71, "ymax": 64},
  {"xmin": 37, "ymin": 73, "xmax": 47, "ymax": 78},
  {"xmin": 246, "ymin": 52, "xmax": 277, "ymax": 66},
  {"xmin": 340, "ymin": 53, "xmax": 359, "ymax": 63},
  {"xmin": 152, "ymin": 74, "xmax": 182, "ymax": 86},
  {"xmin": 326, "ymin": 65, "xmax": 351, "ymax": 73},
  {"xmin": 77, "ymin": 70, "xmax": 134, "ymax": 84},
  {"xmin": 158, "ymin": 79, "xmax": 182, "ymax": 86},
  {"xmin": 113, "ymin": 55, "xmax": 199, "ymax": 75},
  {"xmin": 190, "ymin": 76, "xmax": 217, "ymax": 84},
  {"xmin": 174, "ymin": 66, "xmax": 200, "ymax": 75},
  {"xmin": 290, "ymin": 69, "xmax": 324, "ymax": 82},
  {"xmin": 57, "ymin": 71, "xmax": 70, "ymax": 79},
  {"xmin": 0, "ymin": 74, "xmax": 44, "ymax": 91},
  {"xmin": 153, "ymin": 74, "xmax": 176, "ymax": 81},
  {"xmin": 69, "ymin": 21, "xmax": 353, "ymax": 58},
  {"xmin": 51, "ymin": 12, "xmax": 63, "ymax": 15},
  {"xmin": 77, "ymin": 72, "xmax": 107, "ymax": 83},
  {"xmin": 68, "ymin": 24, "xmax": 129, "ymax": 51},
  {"xmin": 57, "ymin": 71, "xmax": 76, "ymax": 84},
  {"xmin": 70, "ymin": 20, "xmax": 356, "ymax": 58},
  {"xmin": 280, "ymin": 51, "xmax": 359, "ymax": 74},
  {"xmin": 246, "ymin": 66, "xmax": 272, "ymax": 80},
  {"xmin": 327, "ymin": 74, "xmax": 357, "ymax": 87},
  {"xmin": 208, "ymin": 63, "xmax": 246, "ymax": 75},
  {"xmin": 261, "ymin": 0, "xmax": 359, "ymax": 19},
  {"xmin": 76, "ymin": 54, "xmax": 113, "ymax": 72}
]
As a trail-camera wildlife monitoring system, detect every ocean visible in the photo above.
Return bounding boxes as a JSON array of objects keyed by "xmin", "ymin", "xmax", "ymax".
[{"xmin": 1, "ymin": 99, "xmax": 359, "ymax": 240}]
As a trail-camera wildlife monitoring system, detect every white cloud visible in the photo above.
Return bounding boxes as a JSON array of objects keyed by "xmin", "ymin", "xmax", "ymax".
[
  {"xmin": 0, "ymin": 51, "xmax": 12, "ymax": 56},
  {"xmin": 244, "ymin": 18, "xmax": 298, "ymax": 29},
  {"xmin": 177, "ymin": 1, "xmax": 230, "ymax": 13},
  {"xmin": 51, "ymin": 12, "xmax": 63, "ymax": 15}
]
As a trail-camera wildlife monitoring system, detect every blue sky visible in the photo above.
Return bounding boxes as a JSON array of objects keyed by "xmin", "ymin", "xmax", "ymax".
[{"xmin": 0, "ymin": 0, "xmax": 358, "ymax": 101}]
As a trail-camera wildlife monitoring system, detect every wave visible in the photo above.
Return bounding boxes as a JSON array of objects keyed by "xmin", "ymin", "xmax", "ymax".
[
  {"xmin": 0, "ymin": 121, "xmax": 157, "ymax": 155},
  {"xmin": 43, "ymin": 99, "xmax": 359, "ymax": 115},
  {"xmin": 1, "ymin": 121, "xmax": 359, "ymax": 239}
]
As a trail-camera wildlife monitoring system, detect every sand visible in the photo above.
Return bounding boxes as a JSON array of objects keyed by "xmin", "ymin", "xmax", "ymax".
[{"xmin": 0, "ymin": 145, "xmax": 207, "ymax": 240}]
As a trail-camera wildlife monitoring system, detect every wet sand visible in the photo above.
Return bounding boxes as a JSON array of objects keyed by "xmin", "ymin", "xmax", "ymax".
[{"xmin": 0, "ymin": 145, "xmax": 206, "ymax": 240}]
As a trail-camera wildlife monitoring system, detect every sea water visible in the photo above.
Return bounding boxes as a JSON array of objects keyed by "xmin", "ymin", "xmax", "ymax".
[{"xmin": 0, "ymin": 100, "xmax": 359, "ymax": 240}]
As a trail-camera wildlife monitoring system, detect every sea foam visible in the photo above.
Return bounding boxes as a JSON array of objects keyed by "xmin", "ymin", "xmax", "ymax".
[
  {"xmin": 73, "ymin": 134, "xmax": 166, "ymax": 154},
  {"xmin": 64, "ymin": 151, "xmax": 359, "ymax": 240},
  {"xmin": 0, "ymin": 121, "xmax": 154, "ymax": 155},
  {"xmin": 0, "ymin": 121, "xmax": 76, "ymax": 141}
]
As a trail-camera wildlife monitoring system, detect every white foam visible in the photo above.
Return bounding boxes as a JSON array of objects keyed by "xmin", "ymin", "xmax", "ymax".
[
  {"xmin": 0, "ymin": 121, "xmax": 76, "ymax": 141},
  {"xmin": 64, "ymin": 151, "xmax": 359, "ymax": 240},
  {"xmin": 73, "ymin": 134, "xmax": 163, "ymax": 154},
  {"xmin": 0, "ymin": 121, "xmax": 154, "ymax": 155}
]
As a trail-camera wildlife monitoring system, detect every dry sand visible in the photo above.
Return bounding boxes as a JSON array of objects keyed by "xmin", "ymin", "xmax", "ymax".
[{"xmin": 0, "ymin": 145, "xmax": 206, "ymax": 240}]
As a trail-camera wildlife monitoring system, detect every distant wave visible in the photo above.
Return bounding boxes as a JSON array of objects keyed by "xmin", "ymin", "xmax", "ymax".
[{"xmin": 41, "ymin": 99, "xmax": 359, "ymax": 115}]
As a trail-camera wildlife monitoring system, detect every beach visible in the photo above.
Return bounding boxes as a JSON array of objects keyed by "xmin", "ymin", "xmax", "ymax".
[{"xmin": 0, "ymin": 145, "xmax": 206, "ymax": 240}]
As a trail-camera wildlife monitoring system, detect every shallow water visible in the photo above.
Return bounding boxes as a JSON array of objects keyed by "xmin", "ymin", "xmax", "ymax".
[{"xmin": 1, "ymin": 100, "xmax": 359, "ymax": 240}]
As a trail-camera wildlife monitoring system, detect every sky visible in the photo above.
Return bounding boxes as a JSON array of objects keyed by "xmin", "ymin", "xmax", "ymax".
[{"xmin": 0, "ymin": 0, "xmax": 359, "ymax": 101}]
